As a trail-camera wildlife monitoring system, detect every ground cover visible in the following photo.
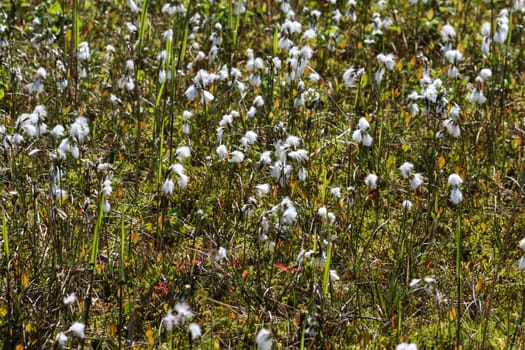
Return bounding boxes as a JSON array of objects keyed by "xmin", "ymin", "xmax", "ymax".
[{"xmin": 1, "ymin": 0, "xmax": 525, "ymax": 348}]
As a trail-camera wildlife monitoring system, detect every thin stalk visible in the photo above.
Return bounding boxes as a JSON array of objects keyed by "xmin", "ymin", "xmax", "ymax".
[
  {"xmin": 72, "ymin": 0, "xmax": 80, "ymax": 105},
  {"xmin": 481, "ymin": 203, "xmax": 518, "ymax": 348},
  {"xmin": 498, "ymin": 10, "xmax": 513, "ymax": 145},
  {"xmin": 118, "ymin": 217, "xmax": 126, "ymax": 350},
  {"xmin": 226, "ymin": 0, "xmax": 242, "ymax": 64},
  {"xmin": 137, "ymin": 0, "xmax": 149, "ymax": 54},
  {"xmin": 3, "ymin": 211, "xmax": 10, "ymax": 269},
  {"xmin": 322, "ymin": 236, "xmax": 332, "ymax": 299},
  {"xmin": 299, "ymin": 320, "xmax": 306, "ymax": 350},
  {"xmin": 133, "ymin": 0, "xmax": 149, "ymax": 195},
  {"xmin": 84, "ymin": 193, "xmax": 105, "ymax": 340},
  {"xmin": 168, "ymin": 3, "xmax": 192, "ymax": 164},
  {"xmin": 90, "ymin": 194, "xmax": 105, "ymax": 267},
  {"xmin": 455, "ymin": 207, "xmax": 462, "ymax": 348},
  {"xmin": 375, "ymin": 68, "xmax": 386, "ymax": 174},
  {"xmin": 414, "ymin": 0, "xmax": 420, "ymax": 55},
  {"xmin": 2, "ymin": 212, "xmax": 13, "ymax": 349},
  {"xmin": 168, "ymin": 330, "xmax": 173, "ymax": 350},
  {"xmin": 508, "ymin": 285, "xmax": 525, "ymax": 350},
  {"xmin": 489, "ymin": 0, "xmax": 496, "ymax": 164},
  {"xmin": 158, "ymin": 117, "xmax": 167, "ymax": 189},
  {"xmin": 397, "ymin": 297, "xmax": 402, "ymax": 343}
]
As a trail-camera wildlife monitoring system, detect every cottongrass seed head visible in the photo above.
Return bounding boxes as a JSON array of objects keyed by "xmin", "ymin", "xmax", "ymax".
[{"xmin": 255, "ymin": 328, "xmax": 272, "ymax": 350}]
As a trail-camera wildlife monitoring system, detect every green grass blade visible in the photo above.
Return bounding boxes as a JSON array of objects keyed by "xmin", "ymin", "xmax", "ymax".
[
  {"xmin": 137, "ymin": 0, "xmax": 149, "ymax": 54},
  {"xmin": 2, "ymin": 213, "xmax": 8, "ymax": 263},
  {"xmin": 90, "ymin": 194, "xmax": 105, "ymax": 267}
]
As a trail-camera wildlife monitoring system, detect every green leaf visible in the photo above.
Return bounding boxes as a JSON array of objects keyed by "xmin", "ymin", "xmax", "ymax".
[
  {"xmin": 47, "ymin": 1, "xmax": 63, "ymax": 15},
  {"xmin": 273, "ymin": 25, "xmax": 279, "ymax": 56},
  {"xmin": 360, "ymin": 74, "xmax": 368, "ymax": 89},
  {"xmin": 137, "ymin": 69, "xmax": 145, "ymax": 82}
]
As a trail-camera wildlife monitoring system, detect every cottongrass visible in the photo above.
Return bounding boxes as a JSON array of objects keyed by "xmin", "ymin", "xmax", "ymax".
[
  {"xmin": 255, "ymin": 328, "xmax": 272, "ymax": 350},
  {"xmin": 1, "ymin": 1, "xmax": 524, "ymax": 348},
  {"xmin": 68, "ymin": 322, "xmax": 85, "ymax": 338}
]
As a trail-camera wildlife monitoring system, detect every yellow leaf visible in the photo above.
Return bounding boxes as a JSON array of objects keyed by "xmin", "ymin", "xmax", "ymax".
[
  {"xmin": 427, "ymin": 8, "xmax": 434, "ymax": 20},
  {"xmin": 144, "ymin": 222, "xmax": 153, "ymax": 233},
  {"xmin": 386, "ymin": 155, "xmax": 396, "ymax": 169},
  {"xmin": 62, "ymin": 105, "xmax": 72, "ymax": 117},
  {"xmin": 158, "ymin": 215, "xmax": 163, "ymax": 230},
  {"xmin": 455, "ymin": 166, "xmax": 464, "ymax": 178},
  {"xmin": 401, "ymin": 143, "xmax": 410, "ymax": 152},
  {"xmin": 449, "ymin": 308, "xmax": 457, "ymax": 320},
  {"xmin": 395, "ymin": 60, "xmax": 403, "ymax": 71},
  {"xmin": 146, "ymin": 328, "xmax": 154, "ymax": 346},
  {"xmin": 512, "ymin": 136, "xmax": 522, "ymax": 149},
  {"xmin": 131, "ymin": 232, "xmax": 140, "ymax": 244},
  {"xmin": 21, "ymin": 273, "xmax": 29, "ymax": 288},
  {"xmin": 290, "ymin": 180, "xmax": 296, "ymax": 195},
  {"xmin": 80, "ymin": 247, "xmax": 86, "ymax": 259},
  {"xmin": 438, "ymin": 155, "xmax": 446, "ymax": 169},
  {"xmin": 25, "ymin": 322, "xmax": 32, "ymax": 333},
  {"xmin": 109, "ymin": 324, "xmax": 117, "ymax": 336},
  {"xmin": 476, "ymin": 280, "xmax": 483, "ymax": 293},
  {"xmin": 214, "ymin": 338, "xmax": 220, "ymax": 350}
]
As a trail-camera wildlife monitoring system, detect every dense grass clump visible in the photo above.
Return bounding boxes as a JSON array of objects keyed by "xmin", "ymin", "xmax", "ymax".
[{"xmin": 1, "ymin": 0, "xmax": 525, "ymax": 348}]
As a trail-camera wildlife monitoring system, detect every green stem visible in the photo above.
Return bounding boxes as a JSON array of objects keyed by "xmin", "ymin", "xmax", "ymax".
[
  {"xmin": 137, "ymin": 0, "xmax": 149, "ymax": 54},
  {"xmin": 90, "ymin": 194, "xmax": 105, "ymax": 267},
  {"xmin": 72, "ymin": 0, "xmax": 80, "ymax": 105},
  {"xmin": 322, "ymin": 237, "xmax": 332, "ymax": 298},
  {"xmin": 118, "ymin": 217, "xmax": 126, "ymax": 350},
  {"xmin": 168, "ymin": 3, "xmax": 192, "ymax": 164},
  {"xmin": 455, "ymin": 207, "xmax": 462, "ymax": 348},
  {"xmin": 1, "ymin": 213, "xmax": 11, "ymax": 349},
  {"xmin": 84, "ymin": 193, "xmax": 106, "ymax": 339},
  {"xmin": 2, "ymin": 211, "xmax": 9, "ymax": 264}
]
